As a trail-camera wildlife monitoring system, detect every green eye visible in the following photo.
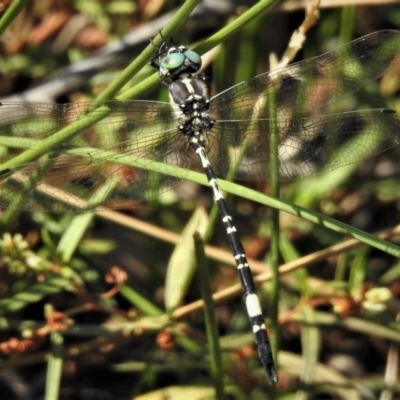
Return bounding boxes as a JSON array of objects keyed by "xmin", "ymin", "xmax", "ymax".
[
  {"xmin": 161, "ymin": 53, "xmax": 185, "ymax": 70},
  {"xmin": 184, "ymin": 50, "xmax": 201, "ymax": 66}
]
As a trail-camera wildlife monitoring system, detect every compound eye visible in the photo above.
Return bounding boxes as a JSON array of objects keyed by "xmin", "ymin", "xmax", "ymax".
[
  {"xmin": 161, "ymin": 53, "xmax": 185, "ymax": 70},
  {"xmin": 184, "ymin": 50, "xmax": 202, "ymax": 68}
]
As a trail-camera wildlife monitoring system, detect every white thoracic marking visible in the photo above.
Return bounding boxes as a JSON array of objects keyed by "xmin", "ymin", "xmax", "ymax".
[
  {"xmin": 182, "ymin": 78, "xmax": 195, "ymax": 93},
  {"xmin": 226, "ymin": 226, "xmax": 237, "ymax": 234},
  {"xmin": 222, "ymin": 215, "xmax": 232, "ymax": 222},
  {"xmin": 246, "ymin": 293, "xmax": 263, "ymax": 317}
]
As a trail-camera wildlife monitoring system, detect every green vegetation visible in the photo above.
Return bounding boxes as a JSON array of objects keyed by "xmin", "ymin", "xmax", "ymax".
[{"xmin": 1, "ymin": 1, "xmax": 400, "ymax": 399}]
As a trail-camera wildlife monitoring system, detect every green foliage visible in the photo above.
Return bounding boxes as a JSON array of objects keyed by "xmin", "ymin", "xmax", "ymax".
[{"xmin": 1, "ymin": 0, "xmax": 400, "ymax": 399}]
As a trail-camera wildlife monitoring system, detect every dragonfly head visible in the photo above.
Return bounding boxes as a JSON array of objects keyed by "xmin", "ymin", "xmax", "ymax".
[{"xmin": 150, "ymin": 42, "xmax": 202, "ymax": 83}]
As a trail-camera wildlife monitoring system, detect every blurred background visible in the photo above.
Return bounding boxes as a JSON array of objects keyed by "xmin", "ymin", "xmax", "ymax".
[{"xmin": 1, "ymin": 1, "xmax": 400, "ymax": 399}]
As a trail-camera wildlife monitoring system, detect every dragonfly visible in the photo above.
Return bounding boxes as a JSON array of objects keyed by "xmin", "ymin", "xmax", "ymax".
[{"xmin": 1, "ymin": 29, "xmax": 400, "ymax": 383}]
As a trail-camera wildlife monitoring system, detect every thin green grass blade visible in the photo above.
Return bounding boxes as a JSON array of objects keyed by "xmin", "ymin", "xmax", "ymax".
[
  {"xmin": 348, "ymin": 246, "xmax": 369, "ymax": 299},
  {"xmin": 56, "ymin": 213, "xmax": 95, "ymax": 263},
  {"xmin": 45, "ymin": 330, "xmax": 64, "ymax": 400},
  {"xmin": 119, "ymin": 285, "xmax": 162, "ymax": 317},
  {"xmin": 194, "ymin": 230, "xmax": 225, "ymax": 399},
  {"xmin": 2, "ymin": 136, "xmax": 399, "ymax": 257},
  {"xmin": 339, "ymin": 6, "xmax": 356, "ymax": 45},
  {"xmin": 0, "ymin": 0, "xmax": 27, "ymax": 36},
  {"xmin": 194, "ymin": 0, "xmax": 280, "ymax": 55},
  {"xmin": 268, "ymin": 79, "xmax": 281, "ymax": 366}
]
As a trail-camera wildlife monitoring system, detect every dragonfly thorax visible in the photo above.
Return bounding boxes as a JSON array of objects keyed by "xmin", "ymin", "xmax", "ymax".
[{"xmin": 169, "ymin": 76, "xmax": 214, "ymax": 148}]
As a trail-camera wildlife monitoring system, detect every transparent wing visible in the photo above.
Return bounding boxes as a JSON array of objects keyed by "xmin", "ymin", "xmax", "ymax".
[
  {"xmin": 207, "ymin": 30, "xmax": 400, "ymax": 180},
  {"xmin": 0, "ymin": 100, "xmax": 189, "ymax": 211},
  {"xmin": 208, "ymin": 109, "xmax": 400, "ymax": 181},
  {"xmin": 210, "ymin": 30, "xmax": 400, "ymax": 120}
]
